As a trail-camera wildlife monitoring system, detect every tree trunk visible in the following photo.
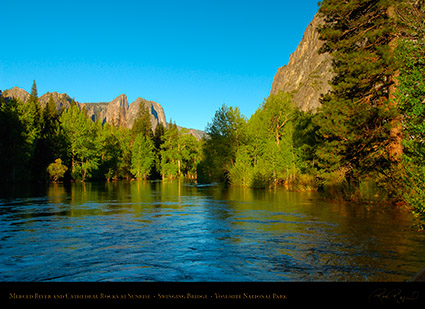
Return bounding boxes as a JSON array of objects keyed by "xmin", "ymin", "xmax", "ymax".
[{"xmin": 387, "ymin": 5, "xmax": 403, "ymax": 162}]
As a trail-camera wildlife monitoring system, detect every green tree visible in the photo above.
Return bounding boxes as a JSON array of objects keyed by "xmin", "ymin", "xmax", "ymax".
[
  {"xmin": 17, "ymin": 80, "xmax": 44, "ymax": 180},
  {"xmin": 95, "ymin": 122, "xmax": 121, "ymax": 180},
  {"xmin": 152, "ymin": 122, "xmax": 166, "ymax": 179},
  {"xmin": 132, "ymin": 102, "xmax": 152, "ymax": 138},
  {"xmin": 227, "ymin": 92, "xmax": 299, "ymax": 188},
  {"xmin": 201, "ymin": 104, "xmax": 247, "ymax": 182},
  {"xmin": 47, "ymin": 158, "xmax": 68, "ymax": 182},
  {"xmin": 160, "ymin": 122, "xmax": 180, "ymax": 179},
  {"xmin": 32, "ymin": 94, "xmax": 65, "ymax": 182},
  {"xmin": 396, "ymin": 0, "xmax": 425, "ymax": 228},
  {"xmin": 131, "ymin": 133, "xmax": 155, "ymax": 179},
  {"xmin": 0, "ymin": 97, "xmax": 28, "ymax": 182},
  {"xmin": 116, "ymin": 127, "xmax": 133, "ymax": 179},
  {"xmin": 178, "ymin": 128, "xmax": 201, "ymax": 179},
  {"xmin": 60, "ymin": 104, "xmax": 99, "ymax": 181},
  {"xmin": 315, "ymin": 0, "xmax": 401, "ymax": 199}
]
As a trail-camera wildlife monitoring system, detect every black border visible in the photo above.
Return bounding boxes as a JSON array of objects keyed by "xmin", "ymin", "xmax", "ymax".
[{"xmin": 2, "ymin": 281, "xmax": 425, "ymax": 306}]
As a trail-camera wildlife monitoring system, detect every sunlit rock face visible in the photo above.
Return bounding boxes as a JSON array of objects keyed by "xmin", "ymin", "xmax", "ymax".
[
  {"xmin": 2, "ymin": 87, "xmax": 205, "ymax": 139},
  {"xmin": 127, "ymin": 97, "xmax": 167, "ymax": 132},
  {"xmin": 270, "ymin": 13, "xmax": 333, "ymax": 111}
]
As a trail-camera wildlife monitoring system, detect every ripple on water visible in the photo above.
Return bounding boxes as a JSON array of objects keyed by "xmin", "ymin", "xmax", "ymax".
[{"xmin": 1, "ymin": 182, "xmax": 424, "ymax": 282}]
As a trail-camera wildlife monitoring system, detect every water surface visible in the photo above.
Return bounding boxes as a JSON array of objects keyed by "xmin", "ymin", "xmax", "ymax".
[{"xmin": 1, "ymin": 180, "xmax": 424, "ymax": 281}]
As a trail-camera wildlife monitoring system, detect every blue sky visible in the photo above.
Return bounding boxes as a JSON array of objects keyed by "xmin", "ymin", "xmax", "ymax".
[{"xmin": 1, "ymin": 0, "xmax": 319, "ymax": 131}]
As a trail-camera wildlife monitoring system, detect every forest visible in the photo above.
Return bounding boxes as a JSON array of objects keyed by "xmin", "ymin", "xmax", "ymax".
[{"xmin": 1, "ymin": 0, "xmax": 424, "ymax": 228}]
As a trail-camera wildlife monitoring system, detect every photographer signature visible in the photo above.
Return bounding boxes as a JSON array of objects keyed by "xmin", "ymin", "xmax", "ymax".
[{"xmin": 369, "ymin": 288, "xmax": 420, "ymax": 304}]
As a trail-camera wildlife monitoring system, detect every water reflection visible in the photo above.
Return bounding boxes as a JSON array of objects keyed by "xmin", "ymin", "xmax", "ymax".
[{"xmin": 0, "ymin": 180, "xmax": 424, "ymax": 281}]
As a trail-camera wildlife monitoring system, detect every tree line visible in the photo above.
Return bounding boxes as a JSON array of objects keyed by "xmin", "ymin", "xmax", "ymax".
[{"xmin": 0, "ymin": 81, "xmax": 202, "ymax": 183}]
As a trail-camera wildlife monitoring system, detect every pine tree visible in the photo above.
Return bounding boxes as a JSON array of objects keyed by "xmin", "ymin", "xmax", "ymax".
[
  {"xmin": 151, "ymin": 122, "xmax": 166, "ymax": 179},
  {"xmin": 17, "ymin": 80, "xmax": 44, "ymax": 180},
  {"xmin": 37, "ymin": 95, "xmax": 62, "ymax": 182},
  {"xmin": 160, "ymin": 121, "xmax": 180, "ymax": 179},
  {"xmin": 314, "ymin": 0, "xmax": 402, "ymax": 198},
  {"xmin": 132, "ymin": 102, "xmax": 152, "ymax": 138},
  {"xmin": 0, "ymin": 97, "xmax": 27, "ymax": 182},
  {"xmin": 396, "ymin": 0, "xmax": 425, "ymax": 228}
]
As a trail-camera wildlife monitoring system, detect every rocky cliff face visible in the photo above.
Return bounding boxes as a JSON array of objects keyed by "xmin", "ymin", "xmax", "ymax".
[
  {"xmin": 106, "ymin": 94, "xmax": 128, "ymax": 128},
  {"xmin": 81, "ymin": 95, "xmax": 167, "ymax": 132},
  {"xmin": 270, "ymin": 13, "xmax": 333, "ymax": 111}
]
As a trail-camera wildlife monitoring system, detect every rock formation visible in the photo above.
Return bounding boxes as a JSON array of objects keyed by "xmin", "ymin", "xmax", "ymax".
[
  {"xmin": 270, "ymin": 12, "xmax": 333, "ymax": 111},
  {"xmin": 39, "ymin": 92, "xmax": 74, "ymax": 111},
  {"xmin": 1, "ymin": 87, "xmax": 204, "ymax": 139},
  {"xmin": 2, "ymin": 87, "xmax": 30, "ymax": 103},
  {"xmin": 80, "ymin": 95, "xmax": 168, "ymax": 132},
  {"xmin": 127, "ymin": 97, "xmax": 167, "ymax": 131},
  {"xmin": 105, "ymin": 94, "xmax": 128, "ymax": 128}
]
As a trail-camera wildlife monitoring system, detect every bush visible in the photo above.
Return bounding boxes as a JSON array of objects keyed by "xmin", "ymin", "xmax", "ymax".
[{"xmin": 47, "ymin": 158, "xmax": 68, "ymax": 182}]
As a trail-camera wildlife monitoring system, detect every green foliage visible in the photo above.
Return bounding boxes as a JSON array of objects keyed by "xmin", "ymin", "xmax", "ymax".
[
  {"xmin": 159, "ymin": 123, "xmax": 201, "ymax": 179},
  {"xmin": 395, "ymin": 1, "xmax": 425, "ymax": 228},
  {"xmin": 1, "ymin": 83, "xmax": 203, "ymax": 184},
  {"xmin": 131, "ymin": 133, "xmax": 155, "ymax": 179},
  {"xmin": 115, "ymin": 128, "xmax": 133, "ymax": 179},
  {"xmin": 60, "ymin": 104, "xmax": 99, "ymax": 181},
  {"xmin": 160, "ymin": 122, "xmax": 180, "ymax": 179},
  {"xmin": 0, "ymin": 97, "xmax": 28, "ymax": 182},
  {"xmin": 152, "ymin": 122, "xmax": 166, "ymax": 178},
  {"xmin": 201, "ymin": 104, "xmax": 247, "ymax": 182},
  {"xmin": 47, "ymin": 158, "xmax": 68, "ymax": 182},
  {"xmin": 95, "ymin": 122, "xmax": 121, "ymax": 180},
  {"xmin": 226, "ymin": 91, "xmax": 308, "ymax": 189},
  {"xmin": 314, "ymin": 0, "xmax": 401, "ymax": 199},
  {"xmin": 132, "ymin": 102, "xmax": 152, "ymax": 138}
]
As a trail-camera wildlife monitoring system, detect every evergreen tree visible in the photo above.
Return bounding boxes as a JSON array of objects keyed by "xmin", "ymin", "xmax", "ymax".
[
  {"xmin": 18, "ymin": 80, "xmax": 44, "ymax": 180},
  {"xmin": 315, "ymin": 0, "xmax": 402, "ymax": 198},
  {"xmin": 35, "ymin": 95, "xmax": 64, "ymax": 182},
  {"xmin": 152, "ymin": 122, "xmax": 166, "ymax": 179},
  {"xmin": 396, "ymin": 0, "xmax": 425, "ymax": 228},
  {"xmin": 132, "ymin": 102, "xmax": 152, "ymax": 138},
  {"xmin": 160, "ymin": 121, "xmax": 180, "ymax": 179},
  {"xmin": 0, "ymin": 97, "xmax": 28, "ymax": 182}
]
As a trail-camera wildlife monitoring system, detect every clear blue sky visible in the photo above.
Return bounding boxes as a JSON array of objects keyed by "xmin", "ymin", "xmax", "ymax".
[{"xmin": 1, "ymin": 0, "xmax": 319, "ymax": 131}]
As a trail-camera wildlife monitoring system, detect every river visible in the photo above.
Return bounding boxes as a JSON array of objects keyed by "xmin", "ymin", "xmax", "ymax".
[{"xmin": 1, "ymin": 180, "xmax": 424, "ymax": 282}]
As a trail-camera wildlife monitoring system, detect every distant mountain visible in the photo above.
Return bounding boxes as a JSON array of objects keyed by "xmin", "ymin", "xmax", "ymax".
[{"xmin": 2, "ymin": 87, "xmax": 206, "ymax": 140}]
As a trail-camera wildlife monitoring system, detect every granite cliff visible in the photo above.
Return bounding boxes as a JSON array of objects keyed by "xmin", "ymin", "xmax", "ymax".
[
  {"xmin": 79, "ymin": 94, "xmax": 167, "ymax": 132},
  {"xmin": 270, "ymin": 12, "xmax": 333, "ymax": 111},
  {"xmin": 2, "ymin": 87, "xmax": 204, "ymax": 139}
]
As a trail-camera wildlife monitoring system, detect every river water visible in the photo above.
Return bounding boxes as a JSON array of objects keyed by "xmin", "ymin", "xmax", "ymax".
[{"xmin": 1, "ymin": 180, "xmax": 424, "ymax": 282}]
